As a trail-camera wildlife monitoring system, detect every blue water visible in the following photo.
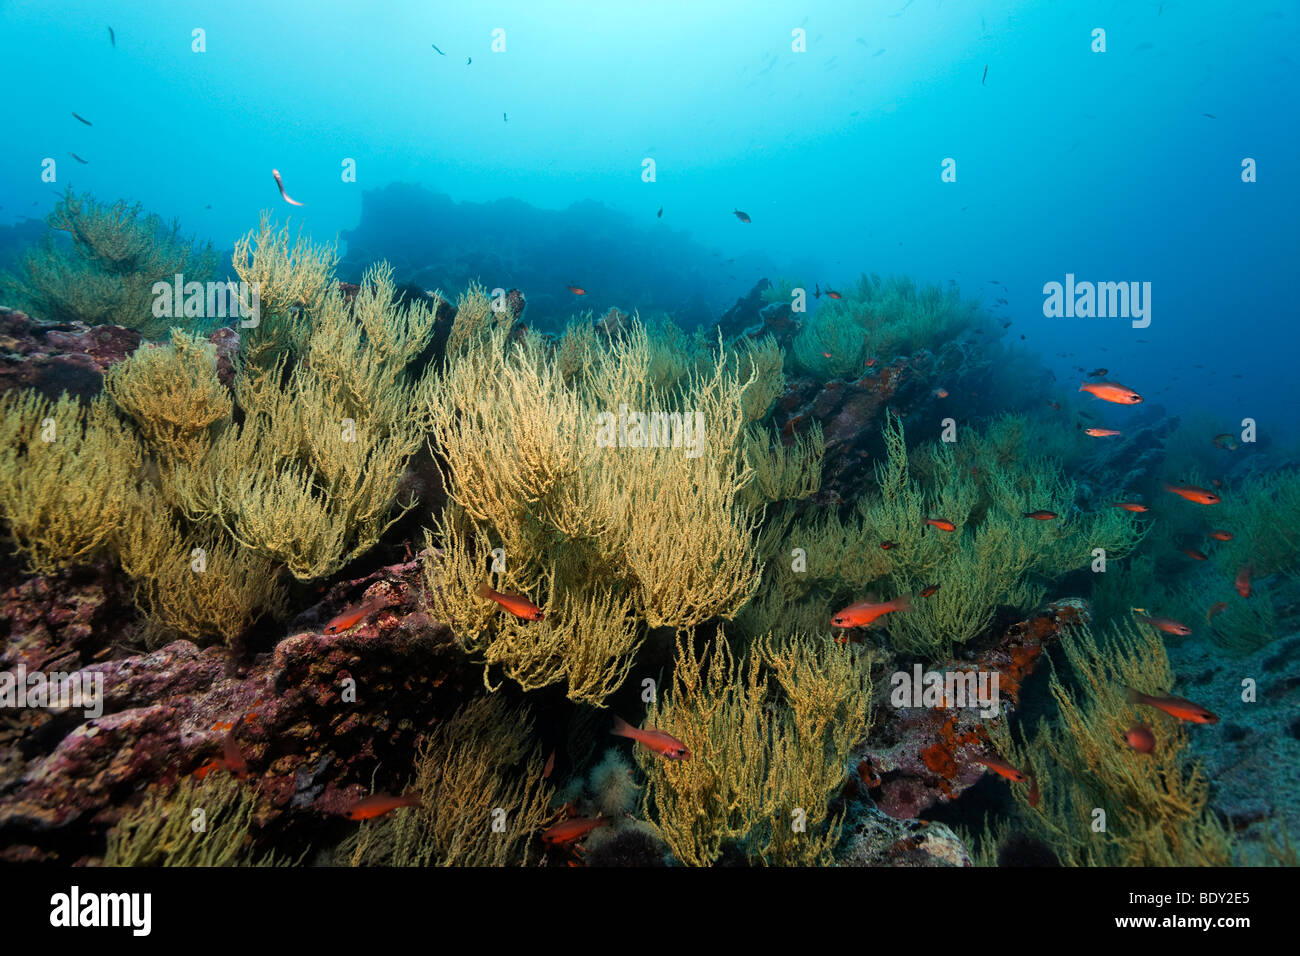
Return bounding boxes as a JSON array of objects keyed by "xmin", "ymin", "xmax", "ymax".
[{"xmin": 2, "ymin": 0, "xmax": 1296, "ymax": 436}]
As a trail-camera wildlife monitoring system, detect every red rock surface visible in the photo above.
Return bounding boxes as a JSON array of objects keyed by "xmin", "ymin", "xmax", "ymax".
[
  {"xmin": 0, "ymin": 554, "xmax": 467, "ymax": 863},
  {"xmin": 858, "ymin": 599, "xmax": 1088, "ymax": 819}
]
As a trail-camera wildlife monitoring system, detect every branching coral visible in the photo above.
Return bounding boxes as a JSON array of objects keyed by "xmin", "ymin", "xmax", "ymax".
[
  {"xmin": 984, "ymin": 620, "xmax": 1234, "ymax": 866},
  {"xmin": 2, "ymin": 189, "xmax": 219, "ymax": 337},
  {"xmin": 753, "ymin": 411, "xmax": 1145, "ymax": 658},
  {"xmin": 118, "ymin": 491, "xmax": 287, "ymax": 647},
  {"xmin": 1, "ymin": 219, "xmax": 437, "ymax": 648},
  {"xmin": 103, "ymin": 330, "xmax": 232, "ymax": 466},
  {"xmin": 637, "ymin": 630, "xmax": 870, "ymax": 866},
  {"xmin": 423, "ymin": 317, "xmax": 766, "ymax": 704},
  {"xmin": 104, "ymin": 775, "xmax": 279, "ymax": 866},
  {"xmin": 792, "ymin": 273, "xmax": 980, "ymax": 378},
  {"xmin": 344, "ymin": 695, "xmax": 554, "ymax": 866},
  {"xmin": 740, "ymin": 422, "xmax": 824, "ymax": 511},
  {"xmin": 0, "ymin": 391, "xmax": 142, "ymax": 574}
]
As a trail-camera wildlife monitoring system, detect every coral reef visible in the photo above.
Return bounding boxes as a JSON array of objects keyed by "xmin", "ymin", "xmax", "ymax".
[
  {"xmin": 980, "ymin": 619, "xmax": 1235, "ymax": 866},
  {"xmin": 1, "ymin": 190, "xmax": 219, "ymax": 339},
  {"xmin": 423, "ymin": 317, "xmax": 767, "ymax": 704},
  {"xmin": 636, "ymin": 630, "xmax": 870, "ymax": 866},
  {"xmin": 340, "ymin": 694, "xmax": 553, "ymax": 867}
]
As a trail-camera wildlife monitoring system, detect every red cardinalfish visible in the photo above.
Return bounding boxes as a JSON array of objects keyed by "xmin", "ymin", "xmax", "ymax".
[
  {"xmin": 346, "ymin": 791, "xmax": 422, "ymax": 821},
  {"xmin": 271, "ymin": 168, "xmax": 305, "ymax": 206},
  {"xmin": 1235, "ymin": 563, "xmax": 1253, "ymax": 598},
  {"xmin": 1132, "ymin": 608, "xmax": 1192, "ymax": 636},
  {"xmin": 323, "ymin": 595, "xmax": 392, "ymax": 635},
  {"xmin": 542, "ymin": 816, "xmax": 609, "ymax": 847},
  {"xmin": 610, "ymin": 715, "xmax": 690, "ymax": 760},
  {"xmin": 1084, "ymin": 427, "xmax": 1121, "ymax": 437},
  {"xmin": 1206, "ymin": 601, "xmax": 1229, "ymax": 624},
  {"xmin": 1126, "ymin": 688, "xmax": 1218, "ymax": 724},
  {"xmin": 1022, "ymin": 510, "xmax": 1058, "ymax": 520},
  {"xmin": 1163, "ymin": 482, "xmax": 1221, "ymax": 505},
  {"xmin": 478, "ymin": 582, "xmax": 545, "ymax": 621},
  {"xmin": 1113, "ymin": 501, "xmax": 1149, "ymax": 512},
  {"xmin": 973, "ymin": 755, "xmax": 1028, "ymax": 783},
  {"xmin": 566, "ymin": 283, "xmax": 586, "ymax": 295},
  {"xmin": 1124, "ymin": 724, "xmax": 1156, "ymax": 753},
  {"xmin": 1079, "ymin": 381, "xmax": 1143, "ymax": 404},
  {"xmin": 924, "ymin": 517, "xmax": 956, "ymax": 532},
  {"xmin": 1208, "ymin": 529, "xmax": 1233, "ymax": 541},
  {"xmin": 831, "ymin": 594, "xmax": 911, "ymax": 628}
]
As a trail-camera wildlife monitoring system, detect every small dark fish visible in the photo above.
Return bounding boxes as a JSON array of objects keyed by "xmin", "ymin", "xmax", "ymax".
[
  {"xmin": 503, "ymin": 112, "xmax": 508, "ymax": 122},
  {"xmin": 431, "ymin": 43, "xmax": 445, "ymax": 55},
  {"xmin": 880, "ymin": 541, "xmax": 898, "ymax": 550},
  {"xmin": 981, "ymin": 64, "xmax": 987, "ymax": 86},
  {"xmin": 72, "ymin": 112, "xmax": 92, "ymax": 126},
  {"xmin": 733, "ymin": 209, "xmax": 751, "ymax": 223},
  {"xmin": 920, "ymin": 584, "xmax": 940, "ymax": 598},
  {"xmin": 108, "ymin": 26, "xmax": 115, "ymax": 47},
  {"xmin": 656, "ymin": 206, "xmax": 663, "ymax": 218},
  {"xmin": 204, "ymin": 204, "xmax": 212, "ymax": 209},
  {"xmin": 467, "ymin": 56, "xmax": 472, "ymax": 65},
  {"xmin": 873, "ymin": 48, "xmax": 885, "ymax": 57},
  {"xmin": 1087, "ymin": 368, "xmax": 1108, "ymax": 377},
  {"xmin": 68, "ymin": 152, "xmax": 88, "ymax": 164},
  {"xmin": 1202, "ymin": 113, "xmax": 1216, "ymax": 119}
]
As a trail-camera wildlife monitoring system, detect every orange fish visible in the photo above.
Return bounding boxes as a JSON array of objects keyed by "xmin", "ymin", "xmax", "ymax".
[
  {"xmin": 880, "ymin": 541, "xmax": 897, "ymax": 550},
  {"xmin": 1084, "ymin": 427, "xmax": 1121, "ymax": 437},
  {"xmin": 1235, "ymin": 563, "xmax": 1253, "ymax": 598},
  {"xmin": 323, "ymin": 597, "xmax": 388, "ymax": 635},
  {"xmin": 611, "ymin": 715, "xmax": 690, "ymax": 760},
  {"xmin": 1163, "ymin": 482, "xmax": 1221, "ymax": 505},
  {"xmin": 1126, "ymin": 688, "xmax": 1218, "ymax": 724},
  {"xmin": 919, "ymin": 584, "xmax": 940, "ymax": 597},
  {"xmin": 973, "ymin": 755, "xmax": 1028, "ymax": 783},
  {"xmin": 542, "ymin": 816, "xmax": 609, "ymax": 847},
  {"xmin": 271, "ymin": 168, "xmax": 305, "ymax": 206},
  {"xmin": 192, "ymin": 758, "xmax": 223, "ymax": 780},
  {"xmin": 733, "ymin": 209, "xmax": 751, "ymax": 223},
  {"xmin": 1022, "ymin": 510, "xmax": 1058, "ymax": 520},
  {"xmin": 825, "ymin": 289, "xmax": 842, "ymax": 299},
  {"xmin": 1180, "ymin": 548, "xmax": 1208, "ymax": 561},
  {"xmin": 924, "ymin": 518, "xmax": 956, "ymax": 532},
  {"xmin": 543, "ymin": 749, "xmax": 556, "ymax": 780},
  {"xmin": 933, "ymin": 388, "xmax": 949, "ymax": 399},
  {"xmin": 566, "ymin": 284, "xmax": 586, "ymax": 295},
  {"xmin": 346, "ymin": 791, "xmax": 422, "ymax": 821},
  {"xmin": 1205, "ymin": 601, "xmax": 1228, "ymax": 623},
  {"xmin": 1207, "ymin": 529, "xmax": 1233, "ymax": 541},
  {"xmin": 857, "ymin": 759, "xmax": 882, "ymax": 788},
  {"xmin": 478, "ymin": 582, "xmax": 545, "ymax": 621},
  {"xmin": 821, "ymin": 351, "xmax": 833, "ymax": 359},
  {"xmin": 1124, "ymin": 724, "xmax": 1156, "ymax": 754},
  {"xmin": 1113, "ymin": 502, "xmax": 1149, "ymax": 512},
  {"xmin": 1132, "ymin": 609, "xmax": 1192, "ymax": 636},
  {"xmin": 865, "ymin": 357, "xmax": 877, "ymax": 367},
  {"xmin": 1079, "ymin": 381, "xmax": 1143, "ymax": 404},
  {"xmin": 831, "ymin": 594, "xmax": 911, "ymax": 628}
]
